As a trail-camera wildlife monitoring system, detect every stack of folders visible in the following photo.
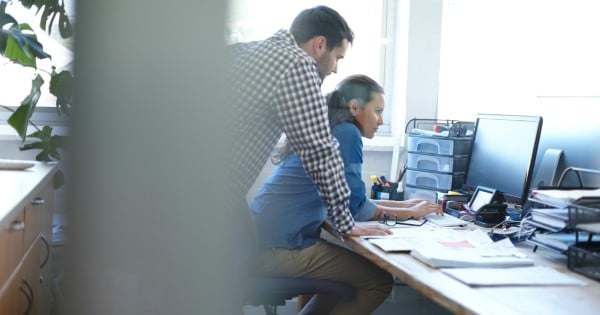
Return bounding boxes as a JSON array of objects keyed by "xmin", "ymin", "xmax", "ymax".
[
  {"xmin": 529, "ymin": 208, "xmax": 569, "ymax": 230},
  {"xmin": 530, "ymin": 188, "xmax": 600, "ymax": 207}
]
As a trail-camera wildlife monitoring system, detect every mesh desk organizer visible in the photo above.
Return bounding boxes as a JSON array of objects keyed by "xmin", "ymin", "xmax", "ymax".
[
  {"xmin": 402, "ymin": 118, "xmax": 474, "ymax": 203},
  {"xmin": 525, "ymin": 167, "xmax": 600, "ymax": 281}
]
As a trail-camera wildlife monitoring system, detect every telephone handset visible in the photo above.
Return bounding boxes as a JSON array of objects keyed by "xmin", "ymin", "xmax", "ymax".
[{"xmin": 474, "ymin": 203, "xmax": 508, "ymax": 228}]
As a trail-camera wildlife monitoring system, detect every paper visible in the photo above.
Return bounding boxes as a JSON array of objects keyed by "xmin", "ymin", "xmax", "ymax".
[
  {"xmin": 530, "ymin": 188, "xmax": 600, "ymax": 206},
  {"xmin": 367, "ymin": 237, "xmax": 413, "ymax": 252},
  {"xmin": 530, "ymin": 208, "xmax": 569, "ymax": 230},
  {"xmin": 441, "ymin": 266, "xmax": 586, "ymax": 286},
  {"xmin": 410, "ymin": 232, "xmax": 535, "ymax": 268}
]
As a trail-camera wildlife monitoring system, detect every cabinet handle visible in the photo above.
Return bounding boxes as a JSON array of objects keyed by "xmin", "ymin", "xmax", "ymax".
[
  {"xmin": 40, "ymin": 235, "xmax": 50, "ymax": 269},
  {"xmin": 10, "ymin": 220, "xmax": 25, "ymax": 231},
  {"xmin": 32, "ymin": 197, "xmax": 45, "ymax": 205},
  {"xmin": 20, "ymin": 279, "xmax": 34, "ymax": 315}
]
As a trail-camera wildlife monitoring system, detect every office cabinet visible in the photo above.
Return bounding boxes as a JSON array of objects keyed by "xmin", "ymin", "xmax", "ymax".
[
  {"xmin": 405, "ymin": 134, "xmax": 471, "ymax": 203},
  {"xmin": 0, "ymin": 163, "xmax": 57, "ymax": 314}
]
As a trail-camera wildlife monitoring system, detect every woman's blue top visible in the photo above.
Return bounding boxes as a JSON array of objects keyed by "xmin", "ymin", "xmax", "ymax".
[{"xmin": 250, "ymin": 122, "xmax": 377, "ymax": 249}]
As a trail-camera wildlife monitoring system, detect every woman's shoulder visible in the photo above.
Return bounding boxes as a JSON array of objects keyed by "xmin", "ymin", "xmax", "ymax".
[
  {"xmin": 332, "ymin": 122, "xmax": 361, "ymax": 141},
  {"xmin": 332, "ymin": 122, "xmax": 359, "ymax": 133}
]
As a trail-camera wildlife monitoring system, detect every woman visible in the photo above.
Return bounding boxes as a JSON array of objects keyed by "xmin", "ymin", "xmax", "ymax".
[
  {"xmin": 252, "ymin": 75, "xmax": 441, "ymax": 234},
  {"xmin": 249, "ymin": 75, "xmax": 441, "ymax": 314}
]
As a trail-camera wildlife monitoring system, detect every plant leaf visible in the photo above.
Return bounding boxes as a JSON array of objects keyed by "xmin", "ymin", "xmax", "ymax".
[
  {"xmin": 20, "ymin": 126, "xmax": 64, "ymax": 162},
  {"xmin": 58, "ymin": 12, "xmax": 72, "ymax": 38},
  {"xmin": 3, "ymin": 23, "xmax": 50, "ymax": 67},
  {"xmin": 49, "ymin": 69, "xmax": 73, "ymax": 114},
  {"xmin": 8, "ymin": 75, "xmax": 44, "ymax": 140}
]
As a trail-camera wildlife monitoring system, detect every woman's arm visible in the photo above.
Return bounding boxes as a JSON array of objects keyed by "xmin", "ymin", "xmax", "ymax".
[{"xmin": 370, "ymin": 199, "xmax": 444, "ymax": 220}]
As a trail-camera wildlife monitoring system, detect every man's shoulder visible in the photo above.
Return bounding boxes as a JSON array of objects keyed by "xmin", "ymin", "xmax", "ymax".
[{"xmin": 231, "ymin": 30, "xmax": 312, "ymax": 66}]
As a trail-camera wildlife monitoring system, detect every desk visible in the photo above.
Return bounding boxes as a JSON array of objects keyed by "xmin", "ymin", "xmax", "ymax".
[
  {"xmin": 1, "ymin": 162, "xmax": 58, "ymax": 314},
  {"xmin": 339, "ymin": 226, "xmax": 600, "ymax": 315}
]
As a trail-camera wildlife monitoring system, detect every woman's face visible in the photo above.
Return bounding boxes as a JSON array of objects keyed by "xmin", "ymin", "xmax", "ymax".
[{"xmin": 351, "ymin": 92, "xmax": 385, "ymax": 139}]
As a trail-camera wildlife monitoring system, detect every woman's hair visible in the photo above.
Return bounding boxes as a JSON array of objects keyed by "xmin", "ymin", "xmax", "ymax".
[
  {"xmin": 290, "ymin": 5, "xmax": 354, "ymax": 50},
  {"xmin": 272, "ymin": 74, "xmax": 384, "ymax": 164},
  {"xmin": 327, "ymin": 74, "xmax": 384, "ymax": 128}
]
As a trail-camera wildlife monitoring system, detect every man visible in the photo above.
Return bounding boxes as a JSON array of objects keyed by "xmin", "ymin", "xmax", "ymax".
[
  {"xmin": 230, "ymin": 6, "xmax": 390, "ymax": 237},
  {"xmin": 230, "ymin": 5, "xmax": 392, "ymax": 314}
]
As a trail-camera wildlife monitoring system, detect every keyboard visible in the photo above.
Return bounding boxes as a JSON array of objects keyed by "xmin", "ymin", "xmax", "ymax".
[{"xmin": 425, "ymin": 213, "xmax": 468, "ymax": 227}]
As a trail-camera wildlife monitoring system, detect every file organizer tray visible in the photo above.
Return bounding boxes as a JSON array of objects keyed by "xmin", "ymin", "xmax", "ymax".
[
  {"xmin": 568, "ymin": 242, "xmax": 600, "ymax": 281},
  {"xmin": 405, "ymin": 118, "xmax": 474, "ymax": 138}
]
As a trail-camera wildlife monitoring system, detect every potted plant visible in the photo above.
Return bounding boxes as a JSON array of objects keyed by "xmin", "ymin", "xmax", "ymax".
[{"xmin": 0, "ymin": 0, "xmax": 73, "ymax": 161}]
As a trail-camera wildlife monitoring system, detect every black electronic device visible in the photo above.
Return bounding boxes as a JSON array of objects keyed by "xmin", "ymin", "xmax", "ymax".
[
  {"xmin": 466, "ymin": 186, "xmax": 508, "ymax": 228},
  {"xmin": 474, "ymin": 203, "xmax": 508, "ymax": 228},
  {"xmin": 464, "ymin": 114, "xmax": 543, "ymax": 205}
]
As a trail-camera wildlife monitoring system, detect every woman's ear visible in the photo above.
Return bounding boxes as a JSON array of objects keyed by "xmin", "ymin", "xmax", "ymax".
[{"xmin": 348, "ymin": 99, "xmax": 358, "ymax": 116}]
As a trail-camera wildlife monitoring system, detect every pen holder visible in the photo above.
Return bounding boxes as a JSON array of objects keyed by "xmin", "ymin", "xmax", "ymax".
[{"xmin": 371, "ymin": 182, "xmax": 403, "ymax": 201}]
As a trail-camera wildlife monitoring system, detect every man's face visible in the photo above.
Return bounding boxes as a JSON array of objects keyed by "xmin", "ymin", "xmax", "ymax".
[{"xmin": 315, "ymin": 38, "xmax": 350, "ymax": 80}]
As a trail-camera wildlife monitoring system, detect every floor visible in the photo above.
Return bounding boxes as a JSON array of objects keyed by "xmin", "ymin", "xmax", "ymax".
[{"xmin": 243, "ymin": 282, "xmax": 452, "ymax": 315}]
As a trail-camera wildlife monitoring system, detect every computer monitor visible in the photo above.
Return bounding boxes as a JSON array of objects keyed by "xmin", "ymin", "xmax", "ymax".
[{"xmin": 464, "ymin": 114, "xmax": 543, "ymax": 205}]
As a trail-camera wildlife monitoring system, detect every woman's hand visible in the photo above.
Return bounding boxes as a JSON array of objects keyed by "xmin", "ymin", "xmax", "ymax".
[
  {"xmin": 347, "ymin": 225, "xmax": 392, "ymax": 237},
  {"xmin": 409, "ymin": 200, "xmax": 444, "ymax": 219}
]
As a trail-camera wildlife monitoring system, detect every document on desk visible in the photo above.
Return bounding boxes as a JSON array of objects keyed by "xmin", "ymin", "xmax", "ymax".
[
  {"xmin": 440, "ymin": 266, "xmax": 586, "ymax": 287},
  {"xmin": 363, "ymin": 223, "xmax": 448, "ymax": 252},
  {"xmin": 410, "ymin": 231, "xmax": 535, "ymax": 268}
]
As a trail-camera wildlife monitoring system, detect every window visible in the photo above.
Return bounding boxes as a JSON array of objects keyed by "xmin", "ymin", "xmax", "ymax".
[
  {"xmin": 0, "ymin": 1, "xmax": 74, "ymax": 135},
  {"xmin": 437, "ymin": 0, "xmax": 600, "ymax": 121},
  {"xmin": 227, "ymin": 0, "xmax": 400, "ymax": 138}
]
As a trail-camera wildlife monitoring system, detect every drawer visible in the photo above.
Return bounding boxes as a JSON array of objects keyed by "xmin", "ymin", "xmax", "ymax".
[
  {"xmin": 406, "ymin": 153, "xmax": 468, "ymax": 173},
  {"xmin": 404, "ymin": 185, "xmax": 445, "ymax": 203},
  {"xmin": 24, "ymin": 185, "xmax": 54, "ymax": 249},
  {"xmin": 0, "ymin": 210, "xmax": 25, "ymax": 286},
  {"xmin": 405, "ymin": 169, "xmax": 464, "ymax": 190},
  {"xmin": 407, "ymin": 135, "xmax": 471, "ymax": 156}
]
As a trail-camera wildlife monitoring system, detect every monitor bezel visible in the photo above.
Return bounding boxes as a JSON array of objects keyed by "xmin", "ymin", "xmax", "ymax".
[{"xmin": 465, "ymin": 114, "xmax": 543, "ymax": 205}]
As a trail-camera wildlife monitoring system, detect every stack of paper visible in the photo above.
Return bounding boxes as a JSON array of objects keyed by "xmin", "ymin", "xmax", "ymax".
[
  {"xmin": 409, "ymin": 230, "xmax": 534, "ymax": 268},
  {"xmin": 441, "ymin": 266, "xmax": 586, "ymax": 286},
  {"xmin": 530, "ymin": 208, "xmax": 569, "ymax": 230},
  {"xmin": 530, "ymin": 188, "xmax": 600, "ymax": 207}
]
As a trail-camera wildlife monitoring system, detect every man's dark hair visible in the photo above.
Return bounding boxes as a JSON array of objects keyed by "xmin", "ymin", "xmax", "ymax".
[{"xmin": 290, "ymin": 5, "xmax": 354, "ymax": 50}]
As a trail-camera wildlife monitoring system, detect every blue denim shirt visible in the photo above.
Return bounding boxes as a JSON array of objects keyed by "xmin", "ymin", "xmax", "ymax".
[{"xmin": 250, "ymin": 122, "xmax": 377, "ymax": 249}]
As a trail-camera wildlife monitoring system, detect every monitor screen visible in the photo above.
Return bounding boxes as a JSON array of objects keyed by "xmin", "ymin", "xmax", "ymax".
[{"xmin": 464, "ymin": 114, "xmax": 543, "ymax": 205}]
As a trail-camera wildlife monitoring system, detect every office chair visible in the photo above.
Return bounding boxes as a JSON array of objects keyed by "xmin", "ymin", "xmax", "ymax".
[{"xmin": 244, "ymin": 276, "xmax": 356, "ymax": 315}]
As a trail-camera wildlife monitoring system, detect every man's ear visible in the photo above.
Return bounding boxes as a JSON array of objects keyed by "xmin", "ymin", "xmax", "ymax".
[{"xmin": 313, "ymin": 36, "xmax": 327, "ymax": 56}]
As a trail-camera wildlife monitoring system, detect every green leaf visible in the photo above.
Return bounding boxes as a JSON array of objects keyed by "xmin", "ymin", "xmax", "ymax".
[
  {"xmin": 20, "ymin": 126, "xmax": 65, "ymax": 162},
  {"xmin": 3, "ymin": 23, "xmax": 50, "ymax": 67},
  {"xmin": 50, "ymin": 69, "xmax": 73, "ymax": 114},
  {"xmin": 8, "ymin": 75, "xmax": 45, "ymax": 140},
  {"xmin": 20, "ymin": 0, "xmax": 35, "ymax": 8},
  {"xmin": 5, "ymin": 31, "xmax": 36, "ymax": 67},
  {"xmin": 58, "ymin": 12, "xmax": 72, "ymax": 38}
]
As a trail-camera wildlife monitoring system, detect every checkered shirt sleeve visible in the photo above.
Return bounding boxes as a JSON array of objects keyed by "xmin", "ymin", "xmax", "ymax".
[{"xmin": 274, "ymin": 61, "xmax": 355, "ymax": 234}]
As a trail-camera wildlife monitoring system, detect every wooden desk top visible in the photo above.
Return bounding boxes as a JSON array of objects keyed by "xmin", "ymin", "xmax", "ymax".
[{"xmin": 344, "ymin": 232, "xmax": 600, "ymax": 315}]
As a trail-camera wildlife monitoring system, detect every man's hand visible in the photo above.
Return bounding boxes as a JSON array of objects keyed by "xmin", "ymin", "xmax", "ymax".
[{"xmin": 347, "ymin": 225, "xmax": 392, "ymax": 237}]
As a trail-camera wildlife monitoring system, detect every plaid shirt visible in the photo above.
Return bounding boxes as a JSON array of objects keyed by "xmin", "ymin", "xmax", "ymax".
[{"xmin": 230, "ymin": 29, "xmax": 354, "ymax": 234}]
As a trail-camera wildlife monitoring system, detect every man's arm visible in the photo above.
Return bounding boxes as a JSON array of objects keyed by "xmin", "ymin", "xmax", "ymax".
[{"xmin": 274, "ymin": 61, "xmax": 355, "ymax": 234}]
